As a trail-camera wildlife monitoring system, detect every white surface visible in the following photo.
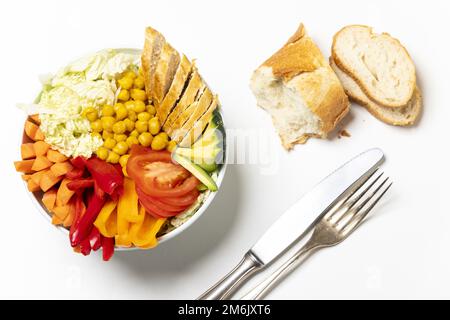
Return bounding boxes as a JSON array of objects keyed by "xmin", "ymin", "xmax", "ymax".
[{"xmin": 1, "ymin": 0, "xmax": 449, "ymax": 299}]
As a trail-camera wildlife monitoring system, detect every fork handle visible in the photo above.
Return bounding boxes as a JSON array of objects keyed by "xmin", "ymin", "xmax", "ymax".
[
  {"xmin": 198, "ymin": 252, "xmax": 263, "ymax": 300},
  {"xmin": 240, "ymin": 242, "xmax": 317, "ymax": 300}
]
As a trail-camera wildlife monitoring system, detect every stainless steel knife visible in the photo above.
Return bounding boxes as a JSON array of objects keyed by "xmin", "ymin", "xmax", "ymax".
[{"xmin": 198, "ymin": 148, "xmax": 384, "ymax": 300}]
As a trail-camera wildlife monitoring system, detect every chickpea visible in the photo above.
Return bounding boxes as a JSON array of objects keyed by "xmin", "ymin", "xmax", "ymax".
[
  {"xmin": 107, "ymin": 151, "xmax": 120, "ymax": 164},
  {"xmin": 135, "ymin": 120, "xmax": 148, "ymax": 133},
  {"xmin": 134, "ymin": 76, "xmax": 145, "ymax": 89},
  {"xmin": 124, "ymin": 118, "xmax": 135, "ymax": 132},
  {"xmin": 113, "ymin": 141, "xmax": 129, "ymax": 155},
  {"xmin": 117, "ymin": 77, "xmax": 133, "ymax": 90},
  {"xmin": 129, "ymin": 130, "xmax": 139, "ymax": 137},
  {"xmin": 112, "ymin": 121, "xmax": 126, "ymax": 134},
  {"xmin": 102, "ymin": 130, "xmax": 114, "ymax": 140},
  {"xmin": 166, "ymin": 140, "xmax": 177, "ymax": 152},
  {"xmin": 114, "ymin": 133, "xmax": 127, "ymax": 142},
  {"xmin": 148, "ymin": 117, "xmax": 160, "ymax": 135},
  {"xmin": 114, "ymin": 102, "xmax": 125, "ymax": 112},
  {"xmin": 96, "ymin": 147, "xmax": 109, "ymax": 161},
  {"xmin": 126, "ymin": 136, "xmax": 139, "ymax": 147},
  {"xmin": 138, "ymin": 132, "xmax": 153, "ymax": 147},
  {"xmin": 101, "ymin": 116, "xmax": 116, "ymax": 132},
  {"xmin": 102, "ymin": 105, "xmax": 115, "ymax": 117},
  {"xmin": 124, "ymin": 100, "xmax": 135, "ymax": 110},
  {"xmin": 123, "ymin": 70, "xmax": 137, "ymax": 80},
  {"xmin": 146, "ymin": 104, "xmax": 156, "ymax": 116},
  {"xmin": 131, "ymin": 89, "xmax": 147, "ymax": 101},
  {"xmin": 137, "ymin": 112, "xmax": 151, "ymax": 122},
  {"xmin": 127, "ymin": 110, "xmax": 137, "ymax": 122},
  {"xmin": 158, "ymin": 132, "xmax": 169, "ymax": 142},
  {"xmin": 151, "ymin": 134, "xmax": 168, "ymax": 151},
  {"xmin": 116, "ymin": 105, "xmax": 128, "ymax": 120},
  {"xmin": 103, "ymin": 138, "xmax": 116, "ymax": 150},
  {"xmin": 119, "ymin": 154, "xmax": 130, "ymax": 168},
  {"xmin": 91, "ymin": 119, "xmax": 103, "ymax": 132},
  {"xmin": 132, "ymin": 100, "xmax": 146, "ymax": 113},
  {"xmin": 117, "ymin": 89, "xmax": 130, "ymax": 101},
  {"xmin": 84, "ymin": 107, "xmax": 98, "ymax": 122}
]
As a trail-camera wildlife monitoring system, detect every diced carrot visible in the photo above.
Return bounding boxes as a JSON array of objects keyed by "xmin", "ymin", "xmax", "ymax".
[
  {"xmin": 31, "ymin": 156, "xmax": 53, "ymax": 171},
  {"xmin": 33, "ymin": 141, "xmax": 50, "ymax": 157},
  {"xmin": 22, "ymin": 174, "xmax": 32, "ymax": 181},
  {"xmin": 27, "ymin": 179, "xmax": 40, "ymax": 192},
  {"xmin": 53, "ymin": 205, "xmax": 70, "ymax": 220},
  {"xmin": 63, "ymin": 199, "xmax": 76, "ymax": 227},
  {"xmin": 34, "ymin": 128, "xmax": 45, "ymax": 141},
  {"xmin": 47, "ymin": 149, "xmax": 68, "ymax": 163},
  {"xmin": 51, "ymin": 214, "xmax": 63, "ymax": 226},
  {"xmin": 42, "ymin": 188, "xmax": 57, "ymax": 211},
  {"xmin": 14, "ymin": 160, "xmax": 35, "ymax": 173},
  {"xmin": 29, "ymin": 114, "xmax": 41, "ymax": 125},
  {"xmin": 50, "ymin": 161, "xmax": 73, "ymax": 177},
  {"xmin": 40, "ymin": 171, "xmax": 63, "ymax": 192},
  {"xmin": 21, "ymin": 143, "xmax": 36, "ymax": 160},
  {"xmin": 31, "ymin": 169, "xmax": 49, "ymax": 185},
  {"xmin": 24, "ymin": 121, "xmax": 40, "ymax": 141},
  {"xmin": 56, "ymin": 178, "xmax": 75, "ymax": 206}
]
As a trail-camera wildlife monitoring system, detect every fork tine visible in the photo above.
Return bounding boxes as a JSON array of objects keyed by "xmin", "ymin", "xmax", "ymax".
[
  {"xmin": 329, "ymin": 171, "xmax": 384, "ymax": 225},
  {"xmin": 341, "ymin": 181, "xmax": 393, "ymax": 236},
  {"xmin": 325, "ymin": 169, "xmax": 380, "ymax": 222}
]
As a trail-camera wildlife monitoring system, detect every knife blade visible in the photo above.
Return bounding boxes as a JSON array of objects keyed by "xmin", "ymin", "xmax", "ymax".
[{"xmin": 198, "ymin": 148, "xmax": 384, "ymax": 300}]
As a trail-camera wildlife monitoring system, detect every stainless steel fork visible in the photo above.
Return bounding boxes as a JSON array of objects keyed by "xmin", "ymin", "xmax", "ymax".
[{"xmin": 240, "ymin": 171, "xmax": 392, "ymax": 300}]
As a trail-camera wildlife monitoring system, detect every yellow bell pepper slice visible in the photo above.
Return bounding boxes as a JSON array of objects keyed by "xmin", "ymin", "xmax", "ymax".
[
  {"xmin": 119, "ymin": 178, "xmax": 141, "ymax": 223},
  {"xmin": 130, "ymin": 206, "xmax": 166, "ymax": 249},
  {"xmin": 116, "ymin": 178, "xmax": 141, "ymax": 247},
  {"xmin": 94, "ymin": 200, "xmax": 118, "ymax": 238}
]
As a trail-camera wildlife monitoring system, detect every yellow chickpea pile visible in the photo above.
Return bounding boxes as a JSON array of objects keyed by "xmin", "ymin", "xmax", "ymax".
[{"xmin": 84, "ymin": 70, "xmax": 177, "ymax": 176}]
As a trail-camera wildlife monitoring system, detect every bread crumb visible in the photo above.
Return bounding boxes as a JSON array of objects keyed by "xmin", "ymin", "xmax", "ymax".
[{"xmin": 338, "ymin": 130, "xmax": 351, "ymax": 138}]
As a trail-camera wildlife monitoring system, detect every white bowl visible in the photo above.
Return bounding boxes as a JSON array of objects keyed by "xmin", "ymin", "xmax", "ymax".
[{"xmin": 22, "ymin": 48, "xmax": 228, "ymax": 250}]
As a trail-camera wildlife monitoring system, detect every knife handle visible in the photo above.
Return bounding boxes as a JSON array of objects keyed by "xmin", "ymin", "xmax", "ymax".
[{"xmin": 198, "ymin": 252, "xmax": 263, "ymax": 300}]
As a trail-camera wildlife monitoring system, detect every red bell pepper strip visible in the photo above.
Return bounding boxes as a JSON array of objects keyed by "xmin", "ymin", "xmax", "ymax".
[
  {"xmin": 102, "ymin": 237, "xmax": 115, "ymax": 261},
  {"xmin": 67, "ymin": 178, "xmax": 94, "ymax": 191},
  {"xmin": 70, "ymin": 156, "xmax": 87, "ymax": 170},
  {"xmin": 79, "ymin": 238, "xmax": 91, "ymax": 256},
  {"xmin": 70, "ymin": 193, "xmax": 84, "ymax": 238},
  {"xmin": 66, "ymin": 167, "xmax": 85, "ymax": 180},
  {"xmin": 70, "ymin": 184, "xmax": 106, "ymax": 247},
  {"xmin": 89, "ymin": 227, "xmax": 102, "ymax": 251},
  {"xmin": 85, "ymin": 157, "xmax": 124, "ymax": 196}
]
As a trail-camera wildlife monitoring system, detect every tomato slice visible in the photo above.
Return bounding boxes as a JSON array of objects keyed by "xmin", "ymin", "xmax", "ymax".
[
  {"xmin": 157, "ymin": 189, "xmax": 199, "ymax": 207},
  {"xmin": 143, "ymin": 176, "xmax": 199, "ymax": 198},
  {"xmin": 137, "ymin": 187, "xmax": 181, "ymax": 218}
]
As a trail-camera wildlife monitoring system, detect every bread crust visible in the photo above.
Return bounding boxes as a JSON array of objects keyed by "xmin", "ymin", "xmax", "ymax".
[
  {"xmin": 330, "ymin": 58, "xmax": 421, "ymax": 126},
  {"xmin": 259, "ymin": 23, "xmax": 349, "ymax": 148},
  {"xmin": 332, "ymin": 25, "xmax": 416, "ymax": 108}
]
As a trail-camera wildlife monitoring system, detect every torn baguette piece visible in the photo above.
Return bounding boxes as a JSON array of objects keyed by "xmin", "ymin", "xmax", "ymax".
[
  {"xmin": 332, "ymin": 25, "xmax": 416, "ymax": 108},
  {"xmin": 250, "ymin": 23, "xmax": 349, "ymax": 150},
  {"xmin": 330, "ymin": 58, "xmax": 421, "ymax": 126}
]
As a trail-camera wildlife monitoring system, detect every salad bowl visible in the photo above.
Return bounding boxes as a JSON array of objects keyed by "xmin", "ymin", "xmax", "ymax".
[{"xmin": 19, "ymin": 47, "xmax": 228, "ymax": 252}]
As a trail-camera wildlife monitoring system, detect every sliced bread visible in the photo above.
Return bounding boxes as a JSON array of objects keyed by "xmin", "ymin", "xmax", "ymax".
[
  {"xmin": 250, "ymin": 23, "xmax": 349, "ymax": 150},
  {"xmin": 164, "ymin": 71, "xmax": 205, "ymax": 136},
  {"xmin": 156, "ymin": 55, "xmax": 192, "ymax": 126},
  {"xmin": 153, "ymin": 41, "xmax": 181, "ymax": 106},
  {"xmin": 332, "ymin": 25, "xmax": 416, "ymax": 108},
  {"xmin": 179, "ymin": 96, "xmax": 218, "ymax": 147},
  {"xmin": 141, "ymin": 27, "xmax": 164, "ymax": 101},
  {"xmin": 330, "ymin": 58, "xmax": 421, "ymax": 126},
  {"xmin": 171, "ymin": 87, "xmax": 213, "ymax": 143}
]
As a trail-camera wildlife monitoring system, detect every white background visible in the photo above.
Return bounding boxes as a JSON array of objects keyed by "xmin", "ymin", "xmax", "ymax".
[{"xmin": 1, "ymin": 0, "xmax": 449, "ymax": 299}]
